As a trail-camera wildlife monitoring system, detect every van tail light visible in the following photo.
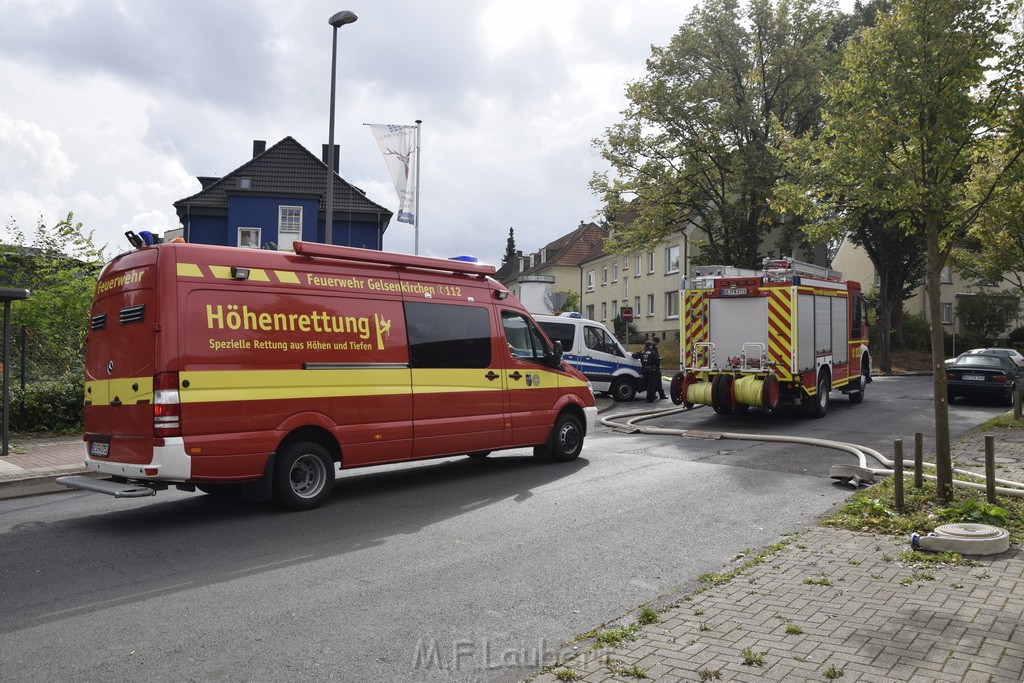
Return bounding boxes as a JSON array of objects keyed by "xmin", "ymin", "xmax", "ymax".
[{"xmin": 153, "ymin": 372, "xmax": 181, "ymax": 437}]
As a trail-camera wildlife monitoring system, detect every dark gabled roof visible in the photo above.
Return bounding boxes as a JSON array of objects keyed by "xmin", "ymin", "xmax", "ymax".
[
  {"xmin": 173, "ymin": 136, "xmax": 392, "ymax": 221},
  {"xmin": 500, "ymin": 222, "xmax": 608, "ymax": 282}
]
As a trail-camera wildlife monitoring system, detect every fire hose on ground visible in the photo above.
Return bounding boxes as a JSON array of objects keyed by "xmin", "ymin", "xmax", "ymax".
[{"xmin": 600, "ymin": 403, "xmax": 1020, "ymax": 554}]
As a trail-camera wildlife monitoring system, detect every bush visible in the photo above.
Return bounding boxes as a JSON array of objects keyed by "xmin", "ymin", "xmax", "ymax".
[
  {"xmin": 10, "ymin": 376, "xmax": 83, "ymax": 433},
  {"xmin": 899, "ymin": 313, "xmax": 932, "ymax": 352}
]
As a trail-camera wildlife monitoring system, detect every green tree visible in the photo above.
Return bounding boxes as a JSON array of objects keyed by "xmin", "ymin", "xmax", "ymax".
[
  {"xmin": 500, "ymin": 227, "xmax": 517, "ymax": 269},
  {"xmin": 591, "ymin": 0, "xmax": 843, "ymax": 267},
  {"xmin": 778, "ymin": 0, "xmax": 1024, "ymax": 502},
  {"xmin": 949, "ymin": 154, "xmax": 1024, "ymax": 296},
  {"xmin": 555, "ymin": 289, "xmax": 579, "ymax": 314},
  {"xmin": 0, "ymin": 213, "xmax": 104, "ymax": 429},
  {"xmin": 955, "ymin": 292, "xmax": 1022, "ymax": 346}
]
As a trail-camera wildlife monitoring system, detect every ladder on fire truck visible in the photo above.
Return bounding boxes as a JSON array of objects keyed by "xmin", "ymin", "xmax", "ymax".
[{"xmin": 761, "ymin": 257, "xmax": 842, "ymax": 282}]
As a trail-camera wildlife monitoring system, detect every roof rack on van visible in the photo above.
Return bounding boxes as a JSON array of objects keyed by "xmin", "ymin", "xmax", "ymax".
[{"xmin": 293, "ymin": 241, "xmax": 496, "ymax": 277}]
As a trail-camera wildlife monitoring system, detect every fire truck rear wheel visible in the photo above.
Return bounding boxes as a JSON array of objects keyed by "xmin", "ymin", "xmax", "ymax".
[
  {"xmin": 812, "ymin": 375, "xmax": 830, "ymax": 418},
  {"xmin": 274, "ymin": 441, "xmax": 335, "ymax": 510},
  {"xmin": 535, "ymin": 413, "xmax": 584, "ymax": 462},
  {"xmin": 611, "ymin": 377, "xmax": 637, "ymax": 402},
  {"xmin": 849, "ymin": 370, "xmax": 868, "ymax": 405}
]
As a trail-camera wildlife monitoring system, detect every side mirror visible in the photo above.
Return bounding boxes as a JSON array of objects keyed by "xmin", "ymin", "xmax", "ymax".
[{"xmin": 552, "ymin": 340, "xmax": 563, "ymax": 368}]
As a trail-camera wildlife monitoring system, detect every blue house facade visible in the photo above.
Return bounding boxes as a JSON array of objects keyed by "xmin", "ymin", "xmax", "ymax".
[{"xmin": 174, "ymin": 137, "xmax": 392, "ymax": 250}]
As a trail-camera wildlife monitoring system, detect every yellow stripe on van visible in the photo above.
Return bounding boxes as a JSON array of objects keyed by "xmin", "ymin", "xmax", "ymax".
[
  {"xmin": 177, "ymin": 263, "xmax": 204, "ymax": 278},
  {"xmin": 411, "ymin": 368, "xmax": 504, "ymax": 393},
  {"xmin": 275, "ymin": 270, "xmax": 301, "ymax": 284},
  {"xmin": 178, "ymin": 368, "xmax": 413, "ymax": 403},
  {"xmin": 207, "ymin": 265, "xmax": 272, "ymax": 282},
  {"xmin": 84, "ymin": 376, "xmax": 154, "ymax": 406},
  {"xmin": 86, "ymin": 366, "xmax": 588, "ymax": 407}
]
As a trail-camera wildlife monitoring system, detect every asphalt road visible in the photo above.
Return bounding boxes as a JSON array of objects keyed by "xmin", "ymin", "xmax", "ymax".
[{"xmin": 0, "ymin": 376, "xmax": 1004, "ymax": 682}]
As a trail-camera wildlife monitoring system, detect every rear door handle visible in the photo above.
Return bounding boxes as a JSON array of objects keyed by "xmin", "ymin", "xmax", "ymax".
[{"xmin": 485, "ymin": 371, "xmax": 499, "ymax": 381}]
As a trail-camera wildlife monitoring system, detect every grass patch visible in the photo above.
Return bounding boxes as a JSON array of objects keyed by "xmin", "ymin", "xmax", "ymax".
[
  {"xmin": 696, "ymin": 542, "xmax": 788, "ymax": 591},
  {"xmin": 822, "ymin": 414, "xmax": 1024, "ymax": 544},
  {"xmin": 741, "ymin": 646, "xmax": 768, "ymax": 667},
  {"xmin": 636, "ymin": 607, "xmax": 660, "ymax": 625},
  {"xmin": 594, "ymin": 625, "xmax": 639, "ymax": 648},
  {"xmin": 824, "ymin": 663, "xmax": 846, "ymax": 679}
]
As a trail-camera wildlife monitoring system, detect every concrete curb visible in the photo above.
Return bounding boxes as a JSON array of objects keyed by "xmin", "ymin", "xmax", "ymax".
[{"xmin": 0, "ymin": 469, "xmax": 99, "ymax": 500}]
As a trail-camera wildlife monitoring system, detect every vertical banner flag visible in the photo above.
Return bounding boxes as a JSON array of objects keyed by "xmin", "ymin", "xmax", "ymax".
[{"xmin": 367, "ymin": 124, "xmax": 417, "ymax": 224}]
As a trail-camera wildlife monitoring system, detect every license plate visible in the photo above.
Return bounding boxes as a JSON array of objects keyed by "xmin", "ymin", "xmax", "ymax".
[
  {"xmin": 961, "ymin": 374, "xmax": 984, "ymax": 382},
  {"xmin": 89, "ymin": 441, "xmax": 110, "ymax": 457},
  {"xmin": 721, "ymin": 287, "xmax": 748, "ymax": 296}
]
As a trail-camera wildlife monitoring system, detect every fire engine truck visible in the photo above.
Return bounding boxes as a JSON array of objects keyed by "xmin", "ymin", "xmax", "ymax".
[{"xmin": 669, "ymin": 257, "xmax": 871, "ymax": 417}]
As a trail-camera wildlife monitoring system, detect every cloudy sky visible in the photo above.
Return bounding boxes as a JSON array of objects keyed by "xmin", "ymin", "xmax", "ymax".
[{"xmin": 0, "ymin": 0, "xmax": 702, "ymax": 266}]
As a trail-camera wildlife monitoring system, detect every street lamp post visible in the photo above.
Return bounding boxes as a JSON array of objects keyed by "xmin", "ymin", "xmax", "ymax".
[{"xmin": 325, "ymin": 10, "xmax": 358, "ymax": 246}]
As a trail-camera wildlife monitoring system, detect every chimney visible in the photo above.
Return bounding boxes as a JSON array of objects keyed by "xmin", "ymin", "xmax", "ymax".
[
  {"xmin": 321, "ymin": 144, "xmax": 340, "ymax": 173},
  {"xmin": 252, "ymin": 140, "xmax": 266, "ymax": 157}
]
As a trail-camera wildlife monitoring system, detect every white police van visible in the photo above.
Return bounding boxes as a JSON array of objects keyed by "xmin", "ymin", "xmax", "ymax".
[{"xmin": 535, "ymin": 314, "xmax": 642, "ymax": 401}]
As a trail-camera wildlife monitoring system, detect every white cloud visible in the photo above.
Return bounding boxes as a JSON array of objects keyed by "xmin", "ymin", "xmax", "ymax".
[{"xmin": 0, "ymin": 0, "xmax": 699, "ymax": 263}]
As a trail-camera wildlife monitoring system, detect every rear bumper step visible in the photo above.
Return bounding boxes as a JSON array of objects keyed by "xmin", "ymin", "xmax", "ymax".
[{"xmin": 55, "ymin": 476, "xmax": 158, "ymax": 498}]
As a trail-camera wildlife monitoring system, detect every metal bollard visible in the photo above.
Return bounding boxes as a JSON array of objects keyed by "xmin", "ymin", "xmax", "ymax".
[
  {"xmin": 893, "ymin": 439, "xmax": 904, "ymax": 512},
  {"xmin": 914, "ymin": 432, "xmax": 923, "ymax": 488},
  {"xmin": 985, "ymin": 435, "xmax": 996, "ymax": 505}
]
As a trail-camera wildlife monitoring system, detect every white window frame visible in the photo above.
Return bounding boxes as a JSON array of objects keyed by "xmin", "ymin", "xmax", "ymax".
[
  {"xmin": 634, "ymin": 296, "xmax": 641, "ymax": 317},
  {"xmin": 612, "ymin": 263, "xmax": 618, "ymax": 282},
  {"xmin": 634, "ymin": 255, "xmax": 642, "ymax": 276},
  {"xmin": 665, "ymin": 245, "xmax": 680, "ymax": 274},
  {"xmin": 665, "ymin": 291, "xmax": 679, "ymax": 319},
  {"xmin": 647, "ymin": 252, "xmax": 655, "ymax": 274},
  {"xmin": 941, "ymin": 302, "xmax": 953, "ymax": 325},
  {"xmin": 940, "ymin": 266, "xmax": 953, "ymax": 284},
  {"xmin": 601, "ymin": 302, "xmax": 607, "ymax": 321},
  {"xmin": 585, "ymin": 304, "xmax": 595, "ymax": 319},
  {"xmin": 646, "ymin": 293, "xmax": 655, "ymax": 317},
  {"xmin": 278, "ymin": 205, "xmax": 302, "ymax": 250},
  {"xmin": 601, "ymin": 268, "xmax": 608, "ymax": 285},
  {"xmin": 585, "ymin": 271, "xmax": 595, "ymax": 292},
  {"xmin": 238, "ymin": 227, "xmax": 261, "ymax": 249}
]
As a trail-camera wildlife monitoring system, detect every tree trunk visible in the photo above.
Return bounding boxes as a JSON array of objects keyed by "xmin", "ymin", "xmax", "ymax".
[
  {"xmin": 925, "ymin": 211, "xmax": 953, "ymax": 503},
  {"xmin": 877, "ymin": 272, "xmax": 892, "ymax": 373}
]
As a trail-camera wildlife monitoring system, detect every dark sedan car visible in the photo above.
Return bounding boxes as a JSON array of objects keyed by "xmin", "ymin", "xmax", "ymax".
[{"xmin": 946, "ymin": 353, "xmax": 1021, "ymax": 405}]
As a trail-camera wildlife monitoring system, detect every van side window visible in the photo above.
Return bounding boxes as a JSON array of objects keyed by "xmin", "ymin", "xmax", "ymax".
[
  {"xmin": 405, "ymin": 302, "xmax": 491, "ymax": 368},
  {"xmin": 584, "ymin": 325, "xmax": 623, "ymax": 357},
  {"xmin": 502, "ymin": 312, "xmax": 550, "ymax": 364},
  {"xmin": 538, "ymin": 321, "xmax": 575, "ymax": 352}
]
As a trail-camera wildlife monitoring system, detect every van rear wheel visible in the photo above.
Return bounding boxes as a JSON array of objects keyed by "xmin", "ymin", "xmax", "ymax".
[
  {"xmin": 534, "ymin": 413, "xmax": 584, "ymax": 462},
  {"xmin": 611, "ymin": 377, "xmax": 637, "ymax": 402},
  {"xmin": 274, "ymin": 441, "xmax": 335, "ymax": 510}
]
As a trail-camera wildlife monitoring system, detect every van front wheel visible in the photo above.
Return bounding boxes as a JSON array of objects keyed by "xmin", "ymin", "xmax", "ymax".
[
  {"xmin": 611, "ymin": 377, "xmax": 637, "ymax": 402},
  {"xmin": 274, "ymin": 441, "xmax": 335, "ymax": 510},
  {"xmin": 534, "ymin": 413, "xmax": 584, "ymax": 462}
]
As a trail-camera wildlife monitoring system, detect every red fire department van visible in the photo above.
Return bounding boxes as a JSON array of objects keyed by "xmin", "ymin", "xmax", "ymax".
[{"xmin": 57, "ymin": 239, "xmax": 598, "ymax": 510}]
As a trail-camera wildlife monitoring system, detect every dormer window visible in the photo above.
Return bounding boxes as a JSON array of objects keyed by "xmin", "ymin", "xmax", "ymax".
[{"xmin": 239, "ymin": 177, "xmax": 252, "ymax": 189}]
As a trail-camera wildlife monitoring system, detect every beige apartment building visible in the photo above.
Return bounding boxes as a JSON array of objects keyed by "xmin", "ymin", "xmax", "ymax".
[
  {"xmin": 831, "ymin": 238, "xmax": 1022, "ymax": 345},
  {"xmin": 577, "ymin": 228, "xmax": 698, "ymax": 344}
]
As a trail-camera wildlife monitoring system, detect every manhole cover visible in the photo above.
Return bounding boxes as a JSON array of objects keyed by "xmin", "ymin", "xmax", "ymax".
[{"xmin": 966, "ymin": 455, "xmax": 1023, "ymax": 464}]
